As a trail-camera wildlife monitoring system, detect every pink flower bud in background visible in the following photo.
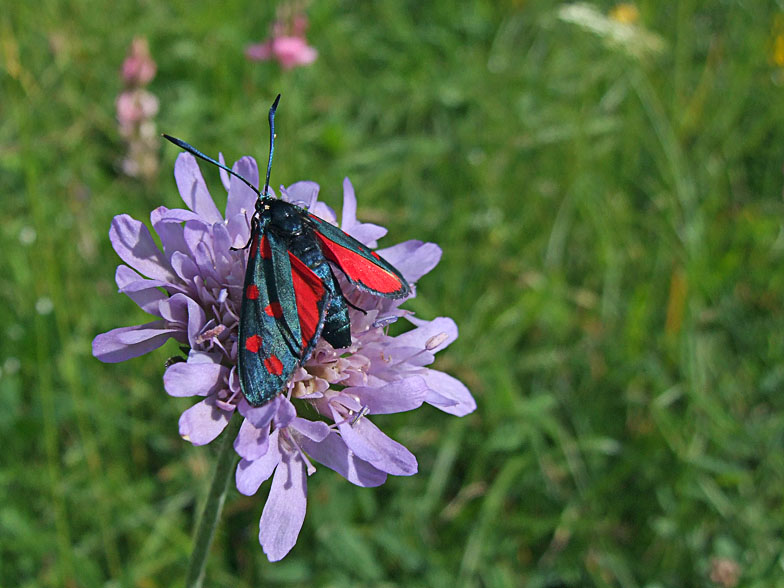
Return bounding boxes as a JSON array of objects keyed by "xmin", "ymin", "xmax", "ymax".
[
  {"xmin": 246, "ymin": 36, "xmax": 318, "ymax": 70},
  {"xmin": 116, "ymin": 89, "xmax": 159, "ymax": 129},
  {"xmin": 121, "ymin": 37, "xmax": 156, "ymax": 86},
  {"xmin": 116, "ymin": 37, "xmax": 159, "ymax": 181},
  {"xmin": 292, "ymin": 14, "xmax": 308, "ymax": 37},
  {"xmin": 246, "ymin": 8, "xmax": 317, "ymax": 70}
]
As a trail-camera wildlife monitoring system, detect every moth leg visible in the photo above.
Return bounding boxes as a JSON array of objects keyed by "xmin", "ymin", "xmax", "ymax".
[
  {"xmin": 344, "ymin": 298, "xmax": 367, "ymax": 315},
  {"xmin": 231, "ymin": 218, "xmax": 258, "ymax": 251}
]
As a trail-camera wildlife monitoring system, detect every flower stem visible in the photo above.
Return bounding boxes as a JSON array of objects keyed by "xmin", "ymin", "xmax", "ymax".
[{"xmin": 185, "ymin": 416, "xmax": 241, "ymax": 588}]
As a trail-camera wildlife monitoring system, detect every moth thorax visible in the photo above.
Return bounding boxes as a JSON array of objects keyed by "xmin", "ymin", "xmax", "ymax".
[{"xmin": 269, "ymin": 202, "xmax": 305, "ymax": 233}]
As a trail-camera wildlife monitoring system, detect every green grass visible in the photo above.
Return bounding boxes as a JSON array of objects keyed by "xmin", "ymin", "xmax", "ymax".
[{"xmin": 3, "ymin": 0, "xmax": 784, "ymax": 585}]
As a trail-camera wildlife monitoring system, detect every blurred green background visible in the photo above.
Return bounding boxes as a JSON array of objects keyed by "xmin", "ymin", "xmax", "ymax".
[{"xmin": 4, "ymin": 1, "xmax": 784, "ymax": 586}]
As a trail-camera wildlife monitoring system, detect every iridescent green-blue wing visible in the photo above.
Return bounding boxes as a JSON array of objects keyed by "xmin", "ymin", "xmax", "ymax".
[{"xmin": 237, "ymin": 230, "xmax": 329, "ymax": 406}]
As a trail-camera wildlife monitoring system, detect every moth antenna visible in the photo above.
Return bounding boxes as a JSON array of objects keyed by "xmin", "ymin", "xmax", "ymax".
[
  {"xmin": 264, "ymin": 94, "xmax": 281, "ymax": 197},
  {"xmin": 162, "ymin": 134, "xmax": 261, "ymax": 197}
]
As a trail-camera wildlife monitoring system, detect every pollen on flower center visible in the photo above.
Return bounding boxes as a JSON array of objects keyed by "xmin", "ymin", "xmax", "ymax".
[
  {"xmin": 291, "ymin": 376, "xmax": 322, "ymax": 399},
  {"xmin": 307, "ymin": 352, "xmax": 369, "ymax": 385}
]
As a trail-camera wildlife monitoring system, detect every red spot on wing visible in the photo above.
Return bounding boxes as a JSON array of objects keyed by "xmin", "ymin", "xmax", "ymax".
[
  {"xmin": 249, "ymin": 236, "xmax": 258, "ymax": 258},
  {"xmin": 264, "ymin": 302, "xmax": 283, "ymax": 318},
  {"xmin": 289, "ymin": 253, "xmax": 326, "ymax": 349},
  {"xmin": 314, "ymin": 232, "xmax": 404, "ymax": 294},
  {"xmin": 245, "ymin": 284, "xmax": 260, "ymax": 300},
  {"xmin": 264, "ymin": 355, "xmax": 283, "ymax": 375},
  {"xmin": 371, "ymin": 251, "xmax": 381, "ymax": 260},
  {"xmin": 259, "ymin": 235, "xmax": 272, "ymax": 259},
  {"xmin": 245, "ymin": 334, "xmax": 262, "ymax": 353}
]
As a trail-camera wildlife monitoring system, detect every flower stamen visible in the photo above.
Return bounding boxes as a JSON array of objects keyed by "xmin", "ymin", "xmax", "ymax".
[
  {"xmin": 372, "ymin": 315, "xmax": 398, "ymax": 328},
  {"xmin": 195, "ymin": 323, "xmax": 226, "ymax": 346},
  {"xmin": 425, "ymin": 332, "xmax": 449, "ymax": 350}
]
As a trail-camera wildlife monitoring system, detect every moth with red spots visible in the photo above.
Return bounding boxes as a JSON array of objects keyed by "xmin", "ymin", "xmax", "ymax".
[{"xmin": 164, "ymin": 95, "xmax": 410, "ymax": 405}]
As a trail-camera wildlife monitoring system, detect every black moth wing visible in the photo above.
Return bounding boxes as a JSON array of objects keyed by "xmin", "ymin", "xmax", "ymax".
[{"xmin": 237, "ymin": 227, "xmax": 330, "ymax": 406}]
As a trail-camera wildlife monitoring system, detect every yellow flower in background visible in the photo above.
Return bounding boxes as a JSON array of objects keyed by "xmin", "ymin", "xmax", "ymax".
[
  {"xmin": 772, "ymin": 14, "xmax": 784, "ymax": 67},
  {"xmin": 609, "ymin": 3, "xmax": 639, "ymax": 25}
]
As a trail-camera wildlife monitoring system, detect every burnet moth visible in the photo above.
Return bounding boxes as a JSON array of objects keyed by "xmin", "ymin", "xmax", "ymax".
[{"xmin": 164, "ymin": 95, "xmax": 410, "ymax": 406}]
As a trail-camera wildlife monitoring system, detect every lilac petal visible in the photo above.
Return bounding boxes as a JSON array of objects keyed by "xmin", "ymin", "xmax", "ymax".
[
  {"xmin": 236, "ymin": 430, "xmax": 282, "ymax": 495},
  {"xmin": 290, "ymin": 417, "xmax": 330, "ymax": 442},
  {"xmin": 385, "ymin": 345, "xmax": 435, "ymax": 367},
  {"xmin": 154, "ymin": 207, "xmax": 203, "ymax": 224},
  {"xmin": 340, "ymin": 178, "xmax": 387, "ymax": 246},
  {"xmin": 340, "ymin": 178, "xmax": 357, "ymax": 229},
  {"xmin": 109, "ymin": 214, "xmax": 175, "ymax": 282},
  {"xmin": 274, "ymin": 396, "xmax": 297, "ymax": 428},
  {"xmin": 423, "ymin": 388, "xmax": 458, "ymax": 410},
  {"xmin": 150, "ymin": 207, "xmax": 190, "ymax": 260},
  {"xmin": 170, "ymin": 251, "xmax": 199, "ymax": 283},
  {"xmin": 226, "ymin": 212, "xmax": 252, "ymax": 249},
  {"xmin": 395, "ymin": 316, "xmax": 457, "ymax": 354},
  {"xmin": 115, "ymin": 265, "xmax": 168, "ymax": 315},
  {"xmin": 163, "ymin": 361, "xmax": 228, "ymax": 397},
  {"xmin": 349, "ymin": 377, "xmax": 428, "ymax": 414},
  {"xmin": 153, "ymin": 209, "xmax": 205, "ymax": 261},
  {"xmin": 211, "ymin": 222, "xmax": 235, "ymax": 277},
  {"xmin": 185, "ymin": 298, "xmax": 208, "ymax": 346},
  {"xmin": 192, "ymin": 240, "xmax": 218, "ymax": 284},
  {"xmin": 174, "ymin": 153, "xmax": 223, "ymax": 223},
  {"xmin": 218, "ymin": 153, "xmax": 231, "ymax": 192},
  {"xmin": 377, "ymin": 240, "xmax": 442, "ymax": 283},
  {"xmin": 225, "ymin": 156, "xmax": 259, "ymax": 221},
  {"xmin": 333, "ymin": 407, "xmax": 418, "ymax": 476},
  {"xmin": 421, "ymin": 369, "xmax": 476, "ymax": 416},
  {"xmin": 234, "ymin": 418, "xmax": 270, "ymax": 460},
  {"xmin": 349, "ymin": 223, "xmax": 388, "ymax": 248},
  {"xmin": 179, "ymin": 396, "xmax": 233, "ymax": 446},
  {"xmin": 183, "ymin": 222, "xmax": 217, "ymax": 280},
  {"xmin": 259, "ymin": 453, "xmax": 308, "ymax": 562},
  {"xmin": 188, "ymin": 350, "xmax": 224, "ymax": 364},
  {"xmin": 238, "ymin": 395, "xmax": 280, "ymax": 428},
  {"xmin": 158, "ymin": 294, "xmax": 206, "ymax": 348},
  {"xmin": 309, "ymin": 201, "xmax": 337, "ymax": 224},
  {"xmin": 333, "ymin": 393, "xmax": 362, "ymax": 413},
  {"xmin": 92, "ymin": 321, "xmax": 179, "ymax": 363},
  {"xmin": 282, "ymin": 181, "xmax": 319, "ymax": 208},
  {"xmin": 228, "ymin": 365, "xmax": 241, "ymax": 395},
  {"xmin": 300, "ymin": 431, "xmax": 387, "ymax": 487}
]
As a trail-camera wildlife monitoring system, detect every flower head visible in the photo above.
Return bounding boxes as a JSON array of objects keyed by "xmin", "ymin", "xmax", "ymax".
[
  {"xmin": 122, "ymin": 37, "xmax": 157, "ymax": 86},
  {"xmin": 608, "ymin": 3, "xmax": 639, "ymax": 24},
  {"xmin": 246, "ymin": 8, "xmax": 317, "ymax": 70},
  {"xmin": 246, "ymin": 36, "xmax": 318, "ymax": 70},
  {"xmin": 117, "ymin": 37, "xmax": 159, "ymax": 180},
  {"xmin": 559, "ymin": 2, "xmax": 665, "ymax": 59},
  {"xmin": 93, "ymin": 153, "xmax": 475, "ymax": 560},
  {"xmin": 116, "ymin": 88, "xmax": 159, "ymax": 130}
]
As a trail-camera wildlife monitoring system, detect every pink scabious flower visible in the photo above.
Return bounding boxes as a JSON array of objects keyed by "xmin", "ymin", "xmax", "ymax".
[
  {"xmin": 246, "ymin": 13, "xmax": 317, "ymax": 70},
  {"xmin": 92, "ymin": 152, "xmax": 476, "ymax": 561}
]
